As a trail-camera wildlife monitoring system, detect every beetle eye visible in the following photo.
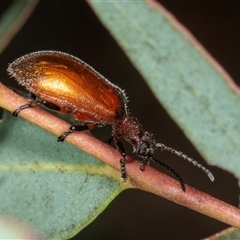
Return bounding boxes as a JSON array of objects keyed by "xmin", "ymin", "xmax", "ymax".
[{"xmin": 138, "ymin": 142, "xmax": 149, "ymax": 156}]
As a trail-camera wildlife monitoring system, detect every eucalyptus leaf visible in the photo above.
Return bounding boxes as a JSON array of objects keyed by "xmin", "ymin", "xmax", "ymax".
[
  {"xmin": 0, "ymin": 111, "xmax": 123, "ymax": 239},
  {"xmin": 0, "ymin": 0, "xmax": 38, "ymax": 54},
  {"xmin": 209, "ymin": 228, "xmax": 240, "ymax": 240}
]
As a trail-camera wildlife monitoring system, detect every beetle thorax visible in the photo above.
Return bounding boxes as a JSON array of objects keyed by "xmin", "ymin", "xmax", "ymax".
[{"xmin": 112, "ymin": 110, "xmax": 156, "ymax": 158}]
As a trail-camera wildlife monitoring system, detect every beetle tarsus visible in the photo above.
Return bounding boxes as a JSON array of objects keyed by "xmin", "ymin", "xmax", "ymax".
[
  {"xmin": 120, "ymin": 158, "xmax": 127, "ymax": 181},
  {"xmin": 57, "ymin": 131, "xmax": 72, "ymax": 142},
  {"xmin": 140, "ymin": 159, "xmax": 145, "ymax": 171},
  {"xmin": 12, "ymin": 104, "xmax": 31, "ymax": 117}
]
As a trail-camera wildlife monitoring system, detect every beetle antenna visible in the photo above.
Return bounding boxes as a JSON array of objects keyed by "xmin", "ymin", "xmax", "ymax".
[
  {"xmin": 151, "ymin": 157, "xmax": 185, "ymax": 192},
  {"xmin": 156, "ymin": 143, "xmax": 214, "ymax": 182}
]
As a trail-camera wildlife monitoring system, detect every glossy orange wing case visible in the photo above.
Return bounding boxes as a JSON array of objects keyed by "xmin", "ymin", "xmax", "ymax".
[{"xmin": 8, "ymin": 51, "xmax": 127, "ymax": 123}]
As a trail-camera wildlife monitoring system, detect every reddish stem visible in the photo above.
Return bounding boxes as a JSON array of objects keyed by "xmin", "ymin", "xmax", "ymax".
[{"xmin": 1, "ymin": 82, "xmax": 240, "ymax": 227}]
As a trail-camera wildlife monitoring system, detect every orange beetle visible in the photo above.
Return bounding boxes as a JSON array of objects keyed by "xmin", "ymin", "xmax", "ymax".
[{"xmin": 8, "ymin": 51, "xmax": 214, "ymax": 191}]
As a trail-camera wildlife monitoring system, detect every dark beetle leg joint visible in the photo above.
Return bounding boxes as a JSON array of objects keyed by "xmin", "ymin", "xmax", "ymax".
[{"xmin": 57, "ymin": 125, "xmax": 90, "ymax": 142}]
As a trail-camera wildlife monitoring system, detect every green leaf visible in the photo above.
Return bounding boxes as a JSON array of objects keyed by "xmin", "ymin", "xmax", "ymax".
[
  {"xmin": 0, "ymin": 111, "xmax": 124, "ymax": 239},
  {"xmin": 0, "ymin": 0, "xmax": 38, "ymax": 54},
  {"xmin": 89, "ymin": 1, "xmax": 240, "ymax": 178},
  {"xmin": 208, "ymin": 227, "xmax": 240, "ymax": 240}
]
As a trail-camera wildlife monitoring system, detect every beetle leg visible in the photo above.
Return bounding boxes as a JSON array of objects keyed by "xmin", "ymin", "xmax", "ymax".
[
  {"xmin": 113, "ymin": 138, "xmax": 127, "ymax": 181},
  {"xmin": 12, "ymin": 99, "xmax": 40, "ymax": 117},
  {"xmin": 139, "ymin": 159, "xmax": 145, "ymax": 171},
  {"xmin": 41, "ymin": 100, "xmax": 61, "ymax": 111},
  {"xmin": 12, "ymin": 91, "xmax": 61, "ymax": 117},
  {"xmin": 139, "ymin": 158, "xmax": 150, "ymax": 172},
  {"xmin": 57, "ymin": 124, "xmax": 95, "ymax": 142}
]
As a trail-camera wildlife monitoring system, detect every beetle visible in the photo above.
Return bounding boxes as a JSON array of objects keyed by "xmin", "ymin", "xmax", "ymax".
[{"xmin": 8, "ymin": 50, "xmax": 214, "ymax": 191}]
